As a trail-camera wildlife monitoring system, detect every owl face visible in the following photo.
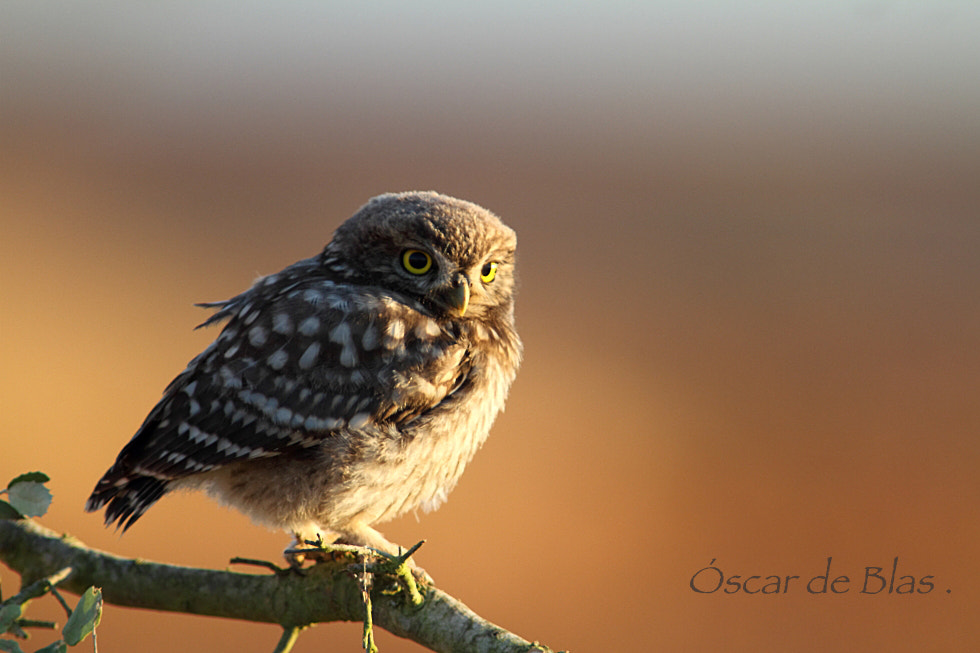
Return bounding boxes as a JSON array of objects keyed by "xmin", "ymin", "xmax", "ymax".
[{"xmin": 326, "ymin": 192, "xmax": 517, "ymax": 321}]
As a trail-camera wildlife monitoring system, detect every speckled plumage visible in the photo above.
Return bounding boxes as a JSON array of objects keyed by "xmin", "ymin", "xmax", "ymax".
[{"xmin": 86, "ymin": 191, "xmax": 522, "ymax": 557}]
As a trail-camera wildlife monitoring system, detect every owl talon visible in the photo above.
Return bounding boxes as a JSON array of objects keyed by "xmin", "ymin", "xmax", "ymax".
[
  {"xmin": 361, "ymin": 541, "xmax": 431, "ymax": 604},
  {"xmin": 282, "ymin": 547, "xmax": 312, "ymax": 572},
  {"xmin": 284, "ymin": 535, "xmax": 374, "ymax": 569},
  {"xmin": 412, "ymin": 566, "xmax": 434, "ymax": 587}
]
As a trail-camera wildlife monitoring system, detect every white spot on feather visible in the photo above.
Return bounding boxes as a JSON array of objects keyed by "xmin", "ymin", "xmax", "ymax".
[
  {"xmin": 340, "ymin": 344, "xmax": 358, "ymax": 367},
  {"xmin": 219, "ymin": 365, "xmax": 243, "ymax": 389},
  {"xmin": 416, "ymin": 318, "xmax": 441, "ymax": 339},
  {"xmin": 248, "ymin": 326, "xmax": 268, "ymax": 347},
  {"xmin": 327, "ymin": 294, "xmax": 351, "ymax": 311},
  {"xmin": 329, "ymin": 322, "xmax": 352, "ymax": 345},
  {"xmin": 298, "ymin": 316, "xmax": 320, "ymax": 336},
  {"xmin": 267, "ymin": 349, "xmax": 289, "ymax": 370},
  {"xmin": 330, "ymin": 322, "xmax": 358, "ymax": 367},
  {"xmin": 385, "ymin": 319, "xmax": 405, "ymax": 341},
  {"xmin": 217, "ymin": 438, "xmax": 244, "ymax": 456},
  {"xmin": 361, "ymin": 323, "xmax": 379, "ymax": 350},
  {"xmin": 274, "ymin": 407, "xmax": 293, "ymax": 424},
  {"xmin": 272, "ymin": 312, "xmax": 294, "ymax": 335},
  {"xmin": 299, "ymin": 342, "xmax": 320, "ymax": 369},
  {"xmin": 187, "ymin": 425, "xmax": 203, "ymax": 443},
  {"xmin": 349, "ymin": 412, "xmax": 371, "ymax": 428}
]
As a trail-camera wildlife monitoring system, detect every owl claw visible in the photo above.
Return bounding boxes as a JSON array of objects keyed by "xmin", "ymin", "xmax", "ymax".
[
  {"xmin": 360, "ymin": 540, "xmax": 431, "ymax": 604},
  {"xmin": 283, "ymin": 536, "xmax": 379, "ymax": 569}
]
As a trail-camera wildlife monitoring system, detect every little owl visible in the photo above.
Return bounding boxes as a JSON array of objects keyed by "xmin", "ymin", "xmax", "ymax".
[{"xmin": 86, "ymin": 191, "xmax": 522, "ymax": 566}]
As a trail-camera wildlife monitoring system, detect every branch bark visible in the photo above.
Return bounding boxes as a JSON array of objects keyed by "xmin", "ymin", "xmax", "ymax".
[{"xmin": 0, "ymin": 519, "xmax": 555, "ymax": 653}]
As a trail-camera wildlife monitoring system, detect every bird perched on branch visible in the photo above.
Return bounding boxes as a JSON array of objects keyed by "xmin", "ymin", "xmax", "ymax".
[{"xmin": 86, "ymin": 191, "xmax": 522, "ymax": 567}]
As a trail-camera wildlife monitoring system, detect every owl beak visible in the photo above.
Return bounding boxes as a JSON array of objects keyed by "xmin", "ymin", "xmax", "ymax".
[{"xmin": 445, "ymin": 275, "xmax": 470, "ymax": 316}]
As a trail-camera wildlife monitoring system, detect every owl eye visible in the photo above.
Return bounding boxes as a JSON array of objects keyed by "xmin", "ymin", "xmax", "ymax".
[
  {"xmin": 480, "ymin": 261, "xmax": 498, "ymax": 283},
  {"xmin": 402, "ymin": 249, "xmax": 433, "ymax": 275}
]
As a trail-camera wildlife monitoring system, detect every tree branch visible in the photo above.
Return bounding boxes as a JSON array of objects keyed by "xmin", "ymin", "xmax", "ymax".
[{"xmin": 0, "ymin": 519, "xmax": 555, "ymax": 653}]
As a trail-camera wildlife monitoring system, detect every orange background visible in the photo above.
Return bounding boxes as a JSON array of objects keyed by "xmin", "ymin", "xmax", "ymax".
[{"xmin": 2, "ymin": 4, "xmax": 978, "ymax": 651}]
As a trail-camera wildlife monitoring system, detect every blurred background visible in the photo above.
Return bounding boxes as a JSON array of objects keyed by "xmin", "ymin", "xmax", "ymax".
[{"xmin": 2, "ymin": 1, "xmax": 978, "ymax": 651}]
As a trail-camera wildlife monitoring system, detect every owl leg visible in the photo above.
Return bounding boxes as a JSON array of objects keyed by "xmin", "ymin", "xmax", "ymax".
[
  {"xmin": 332, "ymin": 522, "xmax": 400, "ymax": 554},
  {"xmin": 282, "ymin": 525, "xmax": 338, "ymax": 568},
  {"xmin": 335, "ymin": 522, "xmax": 433, "ymax": 585},
  {"xmin": 282, "ymin": 523, "xmax": 433, "ymax": 584}
]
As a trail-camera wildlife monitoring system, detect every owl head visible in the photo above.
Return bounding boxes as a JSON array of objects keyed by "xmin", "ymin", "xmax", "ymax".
[{"xmin": 323, "ymin": 191, "xmax": 518, "ymax": 321}]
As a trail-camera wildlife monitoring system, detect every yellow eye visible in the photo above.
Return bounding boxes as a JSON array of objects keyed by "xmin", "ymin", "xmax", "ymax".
[
  {"xmin": 480, "ymin": 261, "xmax": 498, "ymax": 283},
  {"xmin": 402, "ymin": 249, "xmax": 433, "ymax": 275}
]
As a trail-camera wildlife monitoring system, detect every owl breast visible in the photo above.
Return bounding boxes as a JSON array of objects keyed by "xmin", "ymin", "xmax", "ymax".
[{"xmin": 315, "ymin": 315, "xmax": 522, "ymax": 527}]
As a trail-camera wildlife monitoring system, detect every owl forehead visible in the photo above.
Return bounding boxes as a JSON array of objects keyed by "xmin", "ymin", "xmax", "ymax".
[
  {"xmin": 400, "ymin": 214, "xmax": 512, "ymax": 264},
  {"xmin": 335, "ymin": 192, "xmax": 515, "ymax": 266}
]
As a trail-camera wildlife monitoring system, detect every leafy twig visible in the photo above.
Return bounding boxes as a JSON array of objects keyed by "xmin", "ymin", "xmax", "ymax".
[{"xmin": 0, "ymin": 520, "xmax": 556, "ymax": 653}]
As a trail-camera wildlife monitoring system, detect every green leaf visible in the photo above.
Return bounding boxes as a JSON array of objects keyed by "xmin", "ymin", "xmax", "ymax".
[
  {"xmin": 61, "ymin": 588, "xmax": 101, "ymax": 646},
  {"xmin": 32, "ymin": 642, "xmax": 66, "ymax": 653},
  {"xmin": 7, "ymin": 472, "xmax": 50, "ymax": 488},
  {"xmin": 0, "ymin": 603, "xmax": 24, "ymax": 633},
  {"xmin": 5, "ymin": 483, "xmax": 53, "ymax": 518},
  {"xmin": 0, "ymin": 638, "xmax": 27, "ymax": 653},
  {"xmin": 0, "ymin": 500, "xmax": 22, "ymax": 521}
]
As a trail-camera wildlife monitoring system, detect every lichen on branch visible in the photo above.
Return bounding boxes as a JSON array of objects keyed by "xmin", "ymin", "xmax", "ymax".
[{"xmin": 0, "ymin": 519, "xmax": 555, "ymax": 653}]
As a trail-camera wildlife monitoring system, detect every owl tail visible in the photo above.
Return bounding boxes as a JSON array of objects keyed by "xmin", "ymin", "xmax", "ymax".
[{"xmin": 85, "ymin": 470, "xmax": 169, "ymax": 531}]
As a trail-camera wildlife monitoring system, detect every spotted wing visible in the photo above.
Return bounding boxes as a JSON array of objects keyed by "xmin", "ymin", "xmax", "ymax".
[{"xmin": 86, "ymin": 262, "xmax": 468, "ymax": 528}]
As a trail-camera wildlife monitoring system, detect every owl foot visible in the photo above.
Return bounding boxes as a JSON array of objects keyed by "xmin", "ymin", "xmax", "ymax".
[
  {"xmin": 368, "ymin": 540, "xmax": 431, "ymax": 600},
  {"xmin": 287, "ymin": 535, "xmax": 431, "ymax": 600},
  {"xmin": 357, "ymin": 540, "xmax": 429, "ymax": 606},
  {"xmin": 282, "ymin": 533, "xmax": 360, "ymax": 569}
]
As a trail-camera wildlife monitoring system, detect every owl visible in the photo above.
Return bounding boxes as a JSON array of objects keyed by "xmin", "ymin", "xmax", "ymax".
[{"xmin": 86, "ymin": 191, "xmax": 522, "ymax": 564}]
